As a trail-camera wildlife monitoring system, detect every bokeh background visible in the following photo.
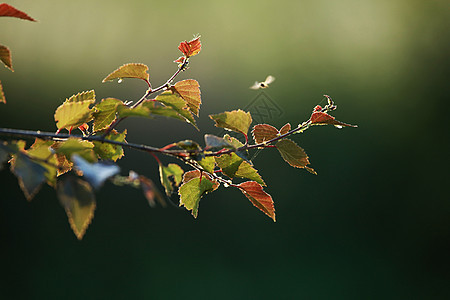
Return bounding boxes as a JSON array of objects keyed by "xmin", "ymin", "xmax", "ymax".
[{"xmin": 1, "ymin": 0, "xmax": 449, "ymax": 299}]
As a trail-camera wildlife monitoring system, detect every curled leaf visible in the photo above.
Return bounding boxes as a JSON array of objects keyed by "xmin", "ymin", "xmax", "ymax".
[
  {"xmin": 0, "ymin": 3, "xmax": 37, "ymax": 21},
  {"xmin": 237, "ymin": 181, "xmax": 275, "ymax": 221},
  {"xmin": 310, "ymin": 111, "xmax": 357, "ymax": 128},
  {"xmin": 178, "ymin": 36, "xmax": 201, "ymax": 58},
  {"xmin": 102, "ymin": 63, "xmax": 149, "ymax": 83},
  {"xmin": 0, "ymin": 45, "xmax": 13, "ymax": 71}
]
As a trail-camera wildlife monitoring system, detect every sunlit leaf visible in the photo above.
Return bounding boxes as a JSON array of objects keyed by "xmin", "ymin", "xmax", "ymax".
[
  {"xmin": 279, "ymin": 123, "xmax": 291, "ymax": 135},
  {"xmin": 27, "ymin": 139, "xmax": 57, "ymax": 187},
  {"xmin": 155, "ymin": 91, "xmax": 198, "ymax": 129},
  {"xmin": 10, "ymin": 153, "xmax": 47, "ymax": 201},
  {"xmin": 72, "ymin": 155, "xmax": 120, "ymax": 190},
  {"xmin": 215, "ymin": 153, "xmax": 264, "ymax": 185},
  {"xmin": 310, "ymin": 111, "xmax": 357, "ymax": 128},
  {"xmin": 177, "ymin": 140, "xmax": 201, "ymax": 151},
  {"xmin": 276, "ymin": 139, "xmax": 313, "ymax": 170},
  {"xmin": 57, "ymin": 176, "xmax": 96, "ymax": 240},
  {"xmin": 223, "ymin": 134, "xmax": 249, "ymax": 161},
  {"xmin": 117, "ymin": 103, "xmax": 151, "ymax": 118},
  {"xmin": 92, "ymin": 98, "xmax": 121, "ymax": 131},
  {"xmin": 0, "ymin": 45, "xmax": 13, "ymax": 71},
  {"xmin": 0, "ymin": 3, "xmax": 37, "ymax": 21},
  {"xmin": 0, "ymin": 80, "xmax": 5, "ymax": 103},
  {"xmin": 235, "ymin": 161, "xmax": 265, "ymax": 186},
  {"xmin": 197, "ymin": 156, "xmax": 216, "ymax": 173},
  {"xmin": 178, "ymin": 36, "xmax": 202, "ymax": 58},
  {"xmin": 53, "ymin": 138, "xmax": 96, "ymax": 163},
  {"xmin": 102, "ymin": 63, "xmax": 149, "ymax": 83},
  {"xmin": 209, "ymin": 110, "xmax": 252, "ymax": 135},
  {"xmin": 171, "ymin": 79, "xmax": 201, "ymax": 116},
  {"xmin": 159, "ymin": 163, "xmax": 184, "ymax": 196},
  {"xmin": 252, "ymin": 124, "xmax": 279, "ymax": 144},
  {"xmin": 92, "ymin": 129, "xmax": 126, "ymax": 162},
  {"xmin": 179, "ymin": 171, "xmax": 216, "ymax": 218},
  {"xmin": 66, "ymin": 90, "xmax": 95, "ymax": 103},
  {"xmin": 182, "ymin": 170, "xmax": 219, "ymax": 191},
  {"xmin": 54, "ymin": 100, "xmax": 95, "ymax": 131},
  {"xmin": 237, "ymin": 181, "xmax": 275, "ymax": 221},
  {"xmin": 204, "ymin": 134, "xmax": 234, "ymax": 151}
]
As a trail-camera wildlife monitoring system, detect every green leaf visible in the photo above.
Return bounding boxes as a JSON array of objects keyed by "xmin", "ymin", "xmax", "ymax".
[
  {"xmin": 197, "ymin": 156, "xmax": 216, "ymax": 173},
  {"xmin": 53, "ymin": 138, "xmax": 96, "ymax": 163},
  {"xmin": 57, "ymin": 176, "xmax": 96, "ymax": 240},
  {"xmin": 179, "ymin": 172, "xmax": 217, "ymax": 218},
  {"xmin": 102, "ymin": 63, "xmax": 150, "ymax": 83},
  {"xmin": 66, "ymin": 90, "xmax": 95, "ymax": 103},
  {"xmin": 238, "ymin": 181, "xmax": 275, "ymax": 221},
  {"xmin": 143, "ymin": 100, "xmax": 186, "ymax": 122},
  {"xmin": 171, "ymin": 79, "xmax": 201, "ymax": 116},
  {"xmin": 159, "ymin": 163, "xmax": 184, "ymax": 196},
  {"xmin": 209, "ymin": 110, "xmax": 252, "ymax": 135},
  {"xmin": 54, "ymin": 100, "xmax": 95, "ymax": 130},
  {"xmin": 0, "ymin": 44, "xmax": 13, "ymax": 71},
  {"xmin": 0, "ymin": 80, "xmax": 5, "ymax": 103},
  {"xmin": 92, "ymin": 130, "xmax": 127, "ymax": 162},
  {"xmin": 176, "ymin": 140, "xmax": 201, "ymax": 151},
  {"xmin": 276, "ymin": 139, "xmax": 313, "ymax": 170},
  {"xmin": 10, "ymin": 152, "xmax": 47, "ymax": 201},
  {"xmin": 117, "ymin": 103, "xmax": 151, "ymax": 118},
  {"xmin": 204, "ymin": 134, "xmax": 234, "ymax": 151},
  {"xmin": 215, "ymin": 153, "xmax": 265, "ymax": 185},
  {"xmin": 26, "ymin": 139, "xmax": 57, "ymax": 187},
  {"xmin": 155, "ymin": 91, "xmax": 198, "ymax": 129},
  {"xmin": 92, "ymin": 98, "xmax": 121, "ymax": 131}
]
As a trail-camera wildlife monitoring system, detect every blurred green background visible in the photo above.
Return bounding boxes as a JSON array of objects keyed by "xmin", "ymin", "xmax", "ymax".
[{"xmin": 1, "ymin": 0, "xmax": 449, "ymax": 299}]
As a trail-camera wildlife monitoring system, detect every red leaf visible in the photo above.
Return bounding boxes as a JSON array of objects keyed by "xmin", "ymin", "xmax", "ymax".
[
  {"xmin": 238, "ymin": 181, "xmax": 275, "ymax": 221},
  {"xmin": 0, "ymin": 45, "xmax": 13, "ymax": 71},
  {"xmin": 279, "ymin": 123, "xmax": 291, "ymax": 135},
  {"xmin": 310, "ymin": 111, "xmax": 357, "ymax": 128},
  {"xmin": 252, "ymin": 124, "xmax": 279, "ymax": 144},
  {"xmin": 0, "ymin": 3, "xmax": 36, "ymax": 21},
  {"xmin": 178, "ymin": 36, "xmax": 201, "ymax": 58}
]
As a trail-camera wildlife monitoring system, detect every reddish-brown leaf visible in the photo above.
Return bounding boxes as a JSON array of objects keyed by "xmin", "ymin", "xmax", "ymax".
[
  {"xmin": 310, "ymin": 111, "xmax": 357, "ymax": 128},
  {"xmin": 0, "ymin": 45, "xmax": 13, "ymax": 71},
  {"xmin": 178, "ymin": 36, "xmax": 201, "ymax": 58},
  {"xmin": 252, "ymin": 124, "xmax": 279, "ymax": 144},
  {"xmin": 0, "ymin": 3, "xmax": 36, "ymax": 21},
  {"xmin": 238, "ymin": 181, "xmax": 275, "ymax": 221},
  {"xmin": 279, "ymin": 123, "xmax": 291, "ymax": 135},
  {"xmin": 171, "ymin": 79, "xmax": 201, "ymax": 116}
]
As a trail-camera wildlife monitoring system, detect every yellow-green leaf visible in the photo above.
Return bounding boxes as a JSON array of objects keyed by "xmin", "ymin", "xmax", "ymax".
[
  {"xmin": 66, "ymin": 90, "xmax": 95, "ymax": 103},
  {"xmin": 117, "ymin": 103, "xmax": 151, "ymax": 118},
  {"xmin": 155, "ymin": 91, "xmax": 198, "ymax": 129},
  {"xmin": 53, "ymin": 138, "xmax": 96, "ymax": 163},
  {"xmin": 92, "ymin": 98, "xmax": 122, "ymax": 132},
  {"xmin": 102, "ymin": 63, "xmax": 149, "ymax": 83},
  {"xmin": 197, "ymin": 156, "xmax": 216, "ymax": 173},
  {"xmin": 92, "ymin": 129, "xmax": 127, "ymax": 162},
  {"xmin": 54, "ymin": 100, "xmax": 95, "ymax": 130},
  {"xmin": 159, "ymin": 163, "xmax": 184, "ymax": 196},
  {"xmin": 179, "ymin": 172, "xmax": 217, "ymax": 218},
  {"xmin": 57, "ymin": 176, "xmax": 96, "ymax": 240},
  {"xmin": 27, "ymin": 139, "xmax": 57, "ymax": 187},
  {"xmin": 215, "ymin": 153, "xmax": 265, "ymax": 185},
  {"xmin": 209, "ymin": 110, "xmax": 252, "ymax": 135}
]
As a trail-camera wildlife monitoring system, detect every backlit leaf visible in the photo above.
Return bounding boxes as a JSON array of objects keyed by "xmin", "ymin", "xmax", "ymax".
[
  {"xmin": 57, "ymin": 176, "xmax": 96, "ymax": 240},
  {"xmin": 92, "ymin": 98, "xmax": 122, "ymax": 131},
  {"xmin": 66, "ymin": 90, "xmax": 95, "ymax": 103},
  {"xmin": 204, "ymin": 134, "xmax": 234, "ymax": 151},
  {"xmin": 117, "ymin": 103, "xmax": 151, "ymax": 118},
  {"xmin": 92, "ymin": 129, "xmax": 126, "ymax": 162},
  {"xmin": 235, "ymin": 161, "xmax": 265, "ymax": 186},
  {"xmin": 310, "ymin": 111, "xmax": 357, "ymax": 128},
  {"xmin": 197, "ymin": 156, "xmax": 216, "ymax": 173},
  {"xmin": 155, "ymin": 91, "xmax": 198, "ymax": 129},
  {"xmin": 279, "ymin": 123, "xmax": 291, "ymax": 135},
  {"xmin": 0, "ymin": 45, "xmax": 13, "ymax": 71},
  {"xmin": 276, "ymin": 139, "xmax": 313, "ymax": 170},
  {"xmin": 177, "ymin": 140, "xmax": 201, "ymax": 151},
  {"xmin": 171, "ymin": 79, "xmax": 201, "ymax": 116},
  {"xmin": 215, "ymin": 153, "xmax": 243, "ymax": 178},
  {"xmin": 72, "ymin": 155, "xmax": 120, "ymax": 190},
  {"xmin": 27, "ymin": 139, "xmax": 57, "ymax": 187},
  {"xmin": 182, "ymin": 170, "xmax": 219, "ymax": 191},
  {"xmin": 10, "ymin": 153, "xmax": 47, "ymax": 201},
  {"xmin": 178, "ymin": 36, "xmax": 202, "ymax": 58},
  {"xmin": 0, "ymin": 3, "xmax": 37, "ymax": 21},
  {"xmin": 237, "ymin": 181, "xmax": 275, "ymax": 221},
  {"xmin": 179, "ymin": 171, "xmax": 216, "ymax": 218},
  {"xmin": 102, "ymin": 63, "xmax": 149, "ymax": 83},
  {"xmin": 159, "ymin": 163, "xmax": 184, "ymax": 196},
  {"xmin": 209, "ymin": 110, "xmax": 252, "ymax": 135},
  {"xmin": 143, "ymin": 100, "xmax": 186, "ymax": 122},
  {"xmin": 0, "ymin": 80, "xmax": 5, "ymax": 103},
  {"xmin": 54, "ymin": 100, "xmax": 95, "ymax": 130},
  {"xmin": 53, "ymin": 138, "xmax": 96, "ymax": 163},
  {"xmin": 252, "ymin": 124, "xmax": 279, "ymax": 144}
]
